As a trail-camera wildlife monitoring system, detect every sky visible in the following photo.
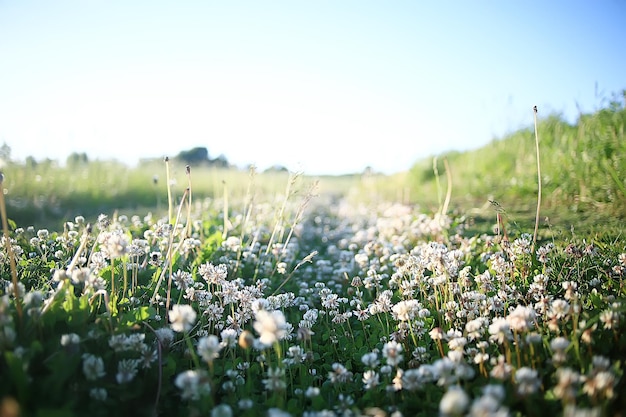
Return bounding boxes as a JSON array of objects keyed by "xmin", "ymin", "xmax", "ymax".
[{"xmin": 0, "ymin": 1, "xmax": 624, "ymax": 175}]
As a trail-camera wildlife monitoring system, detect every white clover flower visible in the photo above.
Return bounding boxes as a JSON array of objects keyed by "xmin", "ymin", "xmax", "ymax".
[
  {"xmin": 198, "ymin": 262, "xmax": 228, "ymax": 284},
  {"xmin": 439, "ymin": 386, "xmax": 469, "ymax": 416},
  {"xmin": 220, "ymin": 328, "xmax": 238, "ymax": 348},
  {"xmin": 382, "ymin": 340, "xmax": 404, "ymax": 367},
  {"xmin": 89, "ymin": 388, "xmax": 107, "ymax": 401},
  {"xmin": 514, "ymin": 367, "xmax": 541, "ymax": 396},
  {"xmin": 285, "ymin": 345, "xmax": 306, "ymax": 365},
  {"xmin": 507, "ymin": 305, "xmax": 536, "ymax": 333},
  {"xmin": 267, "ymin": 408, "xmax": 292, "ymax": 417},
  {"xmin": 238, "ymin": 398, "xmax": 254, "ymax": 409},
  {"xmin": 392, "ymin": 299, "xmax": 420, "ymax": 321},
  {"xmin": 168, "ymin": 304, "xmax": 197, "ymax": 333},
  {"xmin": 198, "ymin": 335, "xmax": 222, "ymax": 364},
  {"xmin": 361, "ymin": 351, "xmax": 380, "ymax": 368},
  {"xmin": 60, "ymin": 333, "xmax": 80, "ymax": 346},
  {"xmin": 554, "ymin": 367, "xmax": 581, "ymax": 401},
  {"xmin": 175, "ymin": 369, "xmax": 211, "ymax": 400},
  {"xmin": 211, "ymin": 404, "xmax": 233, "ymax": 417},
  {"xmin": 263, "ymin": 367, "xmax": 286, "ymax": 391},
  {"xmin": 82, "ymin": 353, "xmax": 105, "ymax": 380},
  {"xmin": 98, "ymin": 230, "xmax": 130, "ymax": 259},
  {"xmin": 550, "ymin": 336, "xmax": 571, "ymax": 364},
  {"xmin": 488, "ymin": 318, "xmax": 511, "ymax": 344},
  {"xmin": 253, "ymin": 309, "xmax": 288, "ymax": 346},
  {"xmin": 328, "ymin": 363, "xmax": 353, "ymax": 384},
  {"xmin": 599, "ymin": 309, "xmax": 619, "ymax": 330},
  {"xmin": 116, "ymin": 359, "xmax": 139, "ymax": 384},
  {"xmin": 154, "ymin": 327, "xmax": 175, "ymax": 347},
  {"xmin": 362, "ymin": 370, "xmax": 380, "ymax": 390},
  {"xmin": 429, "ymin": 327, "xmax": 444, "ymax": 341},
  {"xmin": 304, "ymin": 386, "xmax": 320, "ymax": 398},
  {"xmin": 549, "ymin": 299, "xmax": 571, "ymax": 320}
]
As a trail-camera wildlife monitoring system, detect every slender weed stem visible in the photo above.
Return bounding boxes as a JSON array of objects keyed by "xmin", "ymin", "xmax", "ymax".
[
  {"xmin": 532, "ymin": 105, "xmax": 542, "ymax": 256},
  {"xmin": 441, "ymin": 157, "xmax": 452, "ymax": 218},
  {"xmin": 223, "ymin": 180, "xmax": 229, "ymax": 239},
  {"xmin": 185, "ymin": 165, "xmax": 192, "ymax": 238},
  {"xmin": 165, "ymin": 157, "xmax": 173, "ymax": 224}
]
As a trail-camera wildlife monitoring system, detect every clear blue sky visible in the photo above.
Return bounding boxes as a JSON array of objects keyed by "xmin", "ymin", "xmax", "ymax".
[{"xmin": 1, "ymin": 1, "xmax": 624, "ymax": 175}]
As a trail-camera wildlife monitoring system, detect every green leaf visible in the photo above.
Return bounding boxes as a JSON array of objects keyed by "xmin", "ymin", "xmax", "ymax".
[{"xmin": 3, "ymin": 351, "xmax": 29, "ymax": 404}]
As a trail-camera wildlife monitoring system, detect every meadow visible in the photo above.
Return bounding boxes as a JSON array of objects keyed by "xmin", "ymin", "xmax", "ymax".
[{"xmin": 0, "ymin": 96, "xmax": 624, "ymax": 417}]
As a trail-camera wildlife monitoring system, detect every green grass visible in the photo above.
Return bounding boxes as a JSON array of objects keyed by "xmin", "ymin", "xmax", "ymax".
[
  {"xmin": 3, "ymin": 91, "xmax": 625, "ymax": 239},
  {"xmin": 1, "ymin": 96, "xmax": 626, "ymax": 415},
  {"xmin": 408, "ymin": 92, "xmax": 626, "ymax": 220}
]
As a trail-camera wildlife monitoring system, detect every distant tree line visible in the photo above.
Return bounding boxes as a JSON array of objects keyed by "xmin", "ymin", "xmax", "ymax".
[
  {"xmin": 0, "ymin": 143, "xmax": 293, "ymax": 173},
  {"xmin": 174, "ymin": 147, "xmax": 230, "ymax": 168}
]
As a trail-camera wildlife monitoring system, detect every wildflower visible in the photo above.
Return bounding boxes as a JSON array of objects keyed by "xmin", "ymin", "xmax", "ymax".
[
  {"xmin": 465, "ymin": 318, "xmax": 486, "ymax": 340},
  {"xmin": 82, "ymin": 353, "xmax": 105, "ymax": 380},
  {"xmin": 430, "ymin": 327, "xmax": 444, "ymax": 340},
  {"xmin": 550, "ymin": 337, "xmax": 570, "ymax": 364},
  {"xmin": 198, "ymin": 262, "xmax": 228, "ymax": 284},
  {"xmin": 220, "ymin": 328, "xmax": 238, "ymax": 348},
  {"xmin": 391, "ymin": 369, "xmax": 403, "ymax": 391},
  {"xmin": 362, "ymin": 370, "xmax": 380, "ymax": 390},
  {"xmin": 468, "ymin": 388, "xmax": 509, "ymax": 417},
  {"xmin": 583, "ymin": 370, "xmax": 616, "ymax": 400},
  {"xmin": 238, "ymin": 399, "xmax": 254, "ymax": 409},
  {"xmin": 382, "ymin": 340, "xmax": 404, "ymax": 366},
  {"xmin": 305, "ymin": 387, "xmax": 320, "ymax": 398},
  {"xmin": 70, "ymin": 267, "xmax": 92, "ymax": 284},
  {"xmin": 439, "ymin": 386, "xmax": 469, "ymax": 416},
  {"xmin": 481, "ymin": 384, "xmax": 505, "ymax": 402},
  {"xmin": 488, "ymin": 318, "xmax": 511, "ymax": 344},
  {"xmin": 138, "ymin": 344, "xmax": 158, "ymax": 369},
  {"xmin": 401, "ymin": 368, "xmax": 428, "ymax": 391},
  {"xmin": 392, "ymin": 299, "xmax": 420, "ymax": 321},
  {"xmin": 447, "ymin": 337, "xmax": 467, "ymax": 352},
  {"xmin": 98, "ymin": 230, "xmax": 129, "ymax": 259},
  {"xmin": 253, "ymin": 309, "xmax": 288, "ymax": 346},
  {"xmin": 116, "ymin": 359, "xmax": 139, "ymax": 384},
  {"xmin": 168, "ymin": 304, "xmax": 197, "ymax": 333},
  {"xmin": 172, "ymin": 270, "xmax": 194, "ymax": 291},
  {"xmin": 549, "ymin": 299, "xmax": 571, "ymax": 320},
  {"xmin": 490, "ymin": 355, "xmax": 513, "ymax": 381},
  {"xmin": 198, "ymin": 335, "xmax": 222, "ymax": 364},
  {"xmin": 263, "ymin": 367, "xmax": 286, "ymax": 391},
  {"xmin": 89, "ymin": 388, "xmax": 107, "ymax": 401},
  {"xmin": 175, "ymin": 369, "xmax": 211, "ymax": 400},
  {"xmin": 554, "ymin": 368, "xmax": 581, "ymax": 402},
  {"xmin": 328, "ymin": 363, "xmax": 353, "ymax": 384},
  {"xmin": 361, "ymin": 351, "xmax": 380, "ymax": 368},
  {"xmin": 285, "ymin": 345, "xmax": 306, "ymax": 365},
  {"xmin": 514, "ymin": 367, "xmax": 541, "ymax": 396},
  {"xmin": 60, "ymin": 333, "xmax": 80, "ymax": 346},
  {"xmin": 599, "ymin": 309, "xmax": 619, "ymax": 330},
  {"xmin": 507, "ymin": 305, "xmax": 536, "ymax": 333},
  {"xmin": 211, "ymin": 404, "xmax": 233, "ymax": 417},
  {"xmin": 267, "ymin": 408, "xmax": 292, "ymax": 417},
  {"xmin": 154, "ymin": 327, "xmax": 175, "ymax": 348}
]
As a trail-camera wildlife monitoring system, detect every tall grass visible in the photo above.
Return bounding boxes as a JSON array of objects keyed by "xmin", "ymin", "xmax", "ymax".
[{"xmin": 409, "ymin": 91, "xmax": 626, "ymax": 219}]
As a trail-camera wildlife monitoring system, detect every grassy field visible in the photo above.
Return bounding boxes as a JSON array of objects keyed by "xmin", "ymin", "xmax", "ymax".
[
  {"xmin": 0, "ymin": 95, "xmax": 624, "ymax": 417},
  {"xmin": 4, "ymin": 91, "xmax": 624, "ymax": 238}
]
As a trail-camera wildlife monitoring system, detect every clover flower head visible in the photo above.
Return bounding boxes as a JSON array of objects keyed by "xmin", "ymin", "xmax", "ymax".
[{"xmin": 168, "ymin": 304, "xmax": 197, "ymax": 333}]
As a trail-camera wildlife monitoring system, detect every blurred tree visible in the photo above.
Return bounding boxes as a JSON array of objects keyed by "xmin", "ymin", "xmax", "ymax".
[
  {"xmin": 66, "ymin": 152, "xmax": 89, "ymax": 167},
  {"xmin": 210, "ymin": 154, "xmax": 230, "ymax": 168},
  {"xmin": 176, "ymin": 147, "xmax": 209, "ymax": 165},
  {"xmin": 0, "ymin": 142, "xmax": 11, "ymax": 162}
]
